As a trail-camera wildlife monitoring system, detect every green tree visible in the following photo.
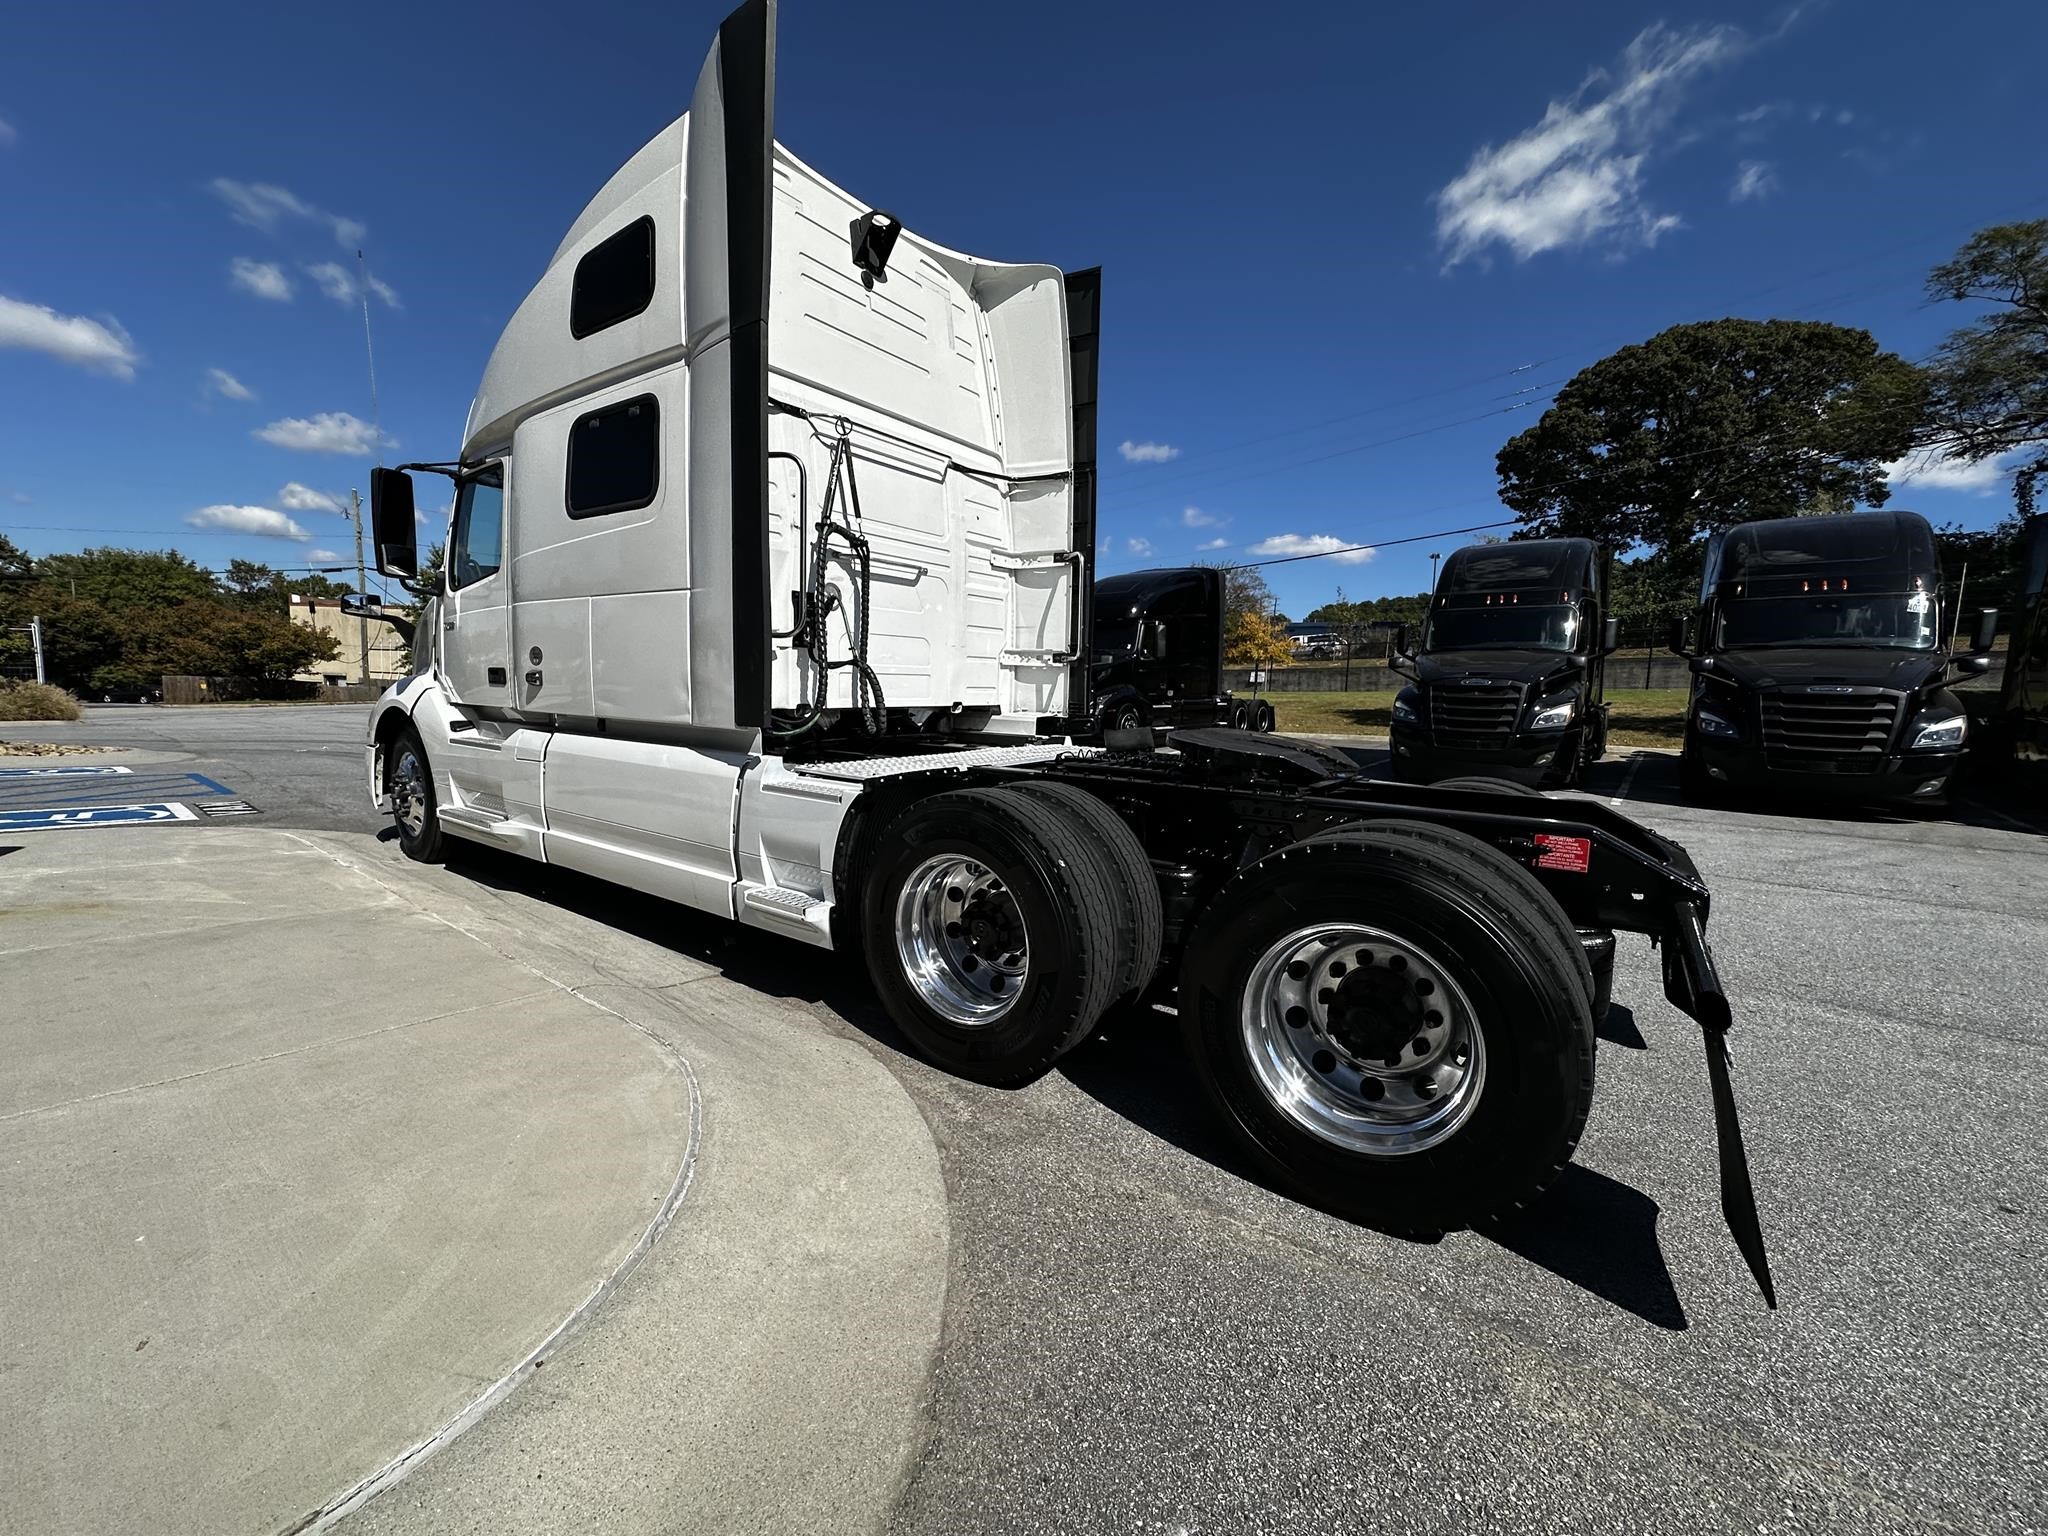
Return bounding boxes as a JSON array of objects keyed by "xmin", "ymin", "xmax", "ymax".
[
  {"xmin": 0, "ymin": 533, "xmax": 29, "ymax": 577},
  {"xmin": 34, "ymin": 547, "xmax": 216, "ymax": 612},
  {"xmin": 216, "ymin": 559, "xmax": 351, "ymax": 615},
  {"xmin": 1920, "ymin": 220, "xmax": 2048, "ymax": 514},
  {"xmin": 1496, "ymin": 319, "xmax": 1926, "ymax": 554}
]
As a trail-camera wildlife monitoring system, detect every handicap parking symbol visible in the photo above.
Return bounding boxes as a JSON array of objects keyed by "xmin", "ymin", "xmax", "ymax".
[{"xmin": 0, "ymin": 802, "xmax": 200, "ymax": 832}]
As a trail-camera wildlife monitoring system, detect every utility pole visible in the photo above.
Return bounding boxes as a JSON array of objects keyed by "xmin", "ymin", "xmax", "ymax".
[
  {"xmin": 30, "ymin": 615, "xmax": 44, "ymax": 684},
  {"xmin": 1949, "ymin": 560, "xmax": 1968, "ymax": 651},
  {"xmin": 351, "ymin": 488, "xmax": 371, "ymax": 685},
  {"xmin": 1429, "ymin": 551, "xmax": 1442, "ymax": 592}
]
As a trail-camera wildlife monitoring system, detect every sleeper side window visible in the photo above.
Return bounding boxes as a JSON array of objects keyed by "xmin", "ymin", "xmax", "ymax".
[
  {"xmin": 449, "ymin": 470, "xmax": 504, "ymax": 590},
  {"xmin": 566, "ymin": 395, "xmax": 660, "ymax": 518},
  {"xmin": 570, "ymin": 217, "xmax": 656, "ymax": 339}
]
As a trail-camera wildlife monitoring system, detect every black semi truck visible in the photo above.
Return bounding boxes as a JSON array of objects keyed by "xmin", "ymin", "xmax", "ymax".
[
  {"xmin": 1387, "ymin": 538, "xmax": 1616, "ymax": 787},
  {"xmin": 1974, "ymin": 510, "xmax": 2047, "ymax": 771},
  {"xmin": 1672, "ymin": 510, "xmax": 1997, "ymax": 805},
  {"xmin": 1092, "ymin": 567, "xmax": 1274, "ymax": 734}
]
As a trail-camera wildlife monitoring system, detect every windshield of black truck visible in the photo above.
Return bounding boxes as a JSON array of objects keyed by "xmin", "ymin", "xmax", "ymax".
[
  {"xmin": 1715, "ymin": 592, "xmax": 1936, "ymax": 649},
  {"xmin": 1425, "ymin": 605, "xmax": 1578, "ymax": 653}
]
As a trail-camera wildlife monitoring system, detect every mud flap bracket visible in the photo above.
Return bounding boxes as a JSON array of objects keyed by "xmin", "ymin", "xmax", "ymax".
[{"xmin": 1662, "ymin": 900, "xmax": 1778, "ymax": 1310}]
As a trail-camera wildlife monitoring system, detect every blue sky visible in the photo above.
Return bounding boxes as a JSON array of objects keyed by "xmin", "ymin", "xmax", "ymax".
[{"xmin": 2, "ymin": 0, "xmax": 2043, "ymax": 617}]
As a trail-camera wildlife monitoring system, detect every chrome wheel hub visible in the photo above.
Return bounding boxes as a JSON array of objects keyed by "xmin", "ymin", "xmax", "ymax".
[
  {"xmin": 1241, "ymin": 924, "xmax": 1485, "ymax": 1156},
  {"xmin": 392, "ymin": 749, "xmax": 428, "ymax": 837},
  {"xmin": 895, "ymin": 855, "xmax": 1028, "ymax": 1025}
]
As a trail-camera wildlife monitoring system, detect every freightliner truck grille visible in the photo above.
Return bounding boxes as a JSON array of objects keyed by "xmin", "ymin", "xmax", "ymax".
[
  {"xmin": 1428, "ymin": 683, "xmax": 1523, "ymax": 749},
  {"xmin": 1759, "ymin": 688, "xmax": 1901, "ymax": 772}
]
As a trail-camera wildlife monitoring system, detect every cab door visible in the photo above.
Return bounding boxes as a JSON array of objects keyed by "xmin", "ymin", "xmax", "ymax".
[{"xmin": 440, "ymin": 467, "xmax": 512, "ymax": 708}]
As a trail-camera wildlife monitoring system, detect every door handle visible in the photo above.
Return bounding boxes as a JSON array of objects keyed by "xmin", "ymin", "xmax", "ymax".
[
  {"xmin": 443, "ymin": 620, "xmax": 456, "ymax": 631},
  {"xmin": 524, "ymin": 669, "xmax": 543, "ymax": 689}
]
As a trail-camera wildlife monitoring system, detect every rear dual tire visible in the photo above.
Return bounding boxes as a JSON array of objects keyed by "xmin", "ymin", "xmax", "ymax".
[
  {"xmin": 1179, "ymin": 822, "xmax": 1595, "ymax": 1234},
  {"xmin": 863, "ymin": 784, "xmax": 1155, "ymax": 1085}
]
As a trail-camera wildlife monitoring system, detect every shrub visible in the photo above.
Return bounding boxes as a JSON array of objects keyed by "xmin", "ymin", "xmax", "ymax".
[{"xmin": 0, "ymin": 681, "xmax": 84, "ymax": 721}]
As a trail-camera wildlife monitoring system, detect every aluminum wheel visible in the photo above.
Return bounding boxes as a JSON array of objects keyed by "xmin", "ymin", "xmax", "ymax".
[
  {"xmin": 391, "ymin": 746, "xmax": 429, "ymax": 838},
  {"xmin": 1240, "ymin": 924, "xmax": 1486, "ymax": 1156},
  {"xmin": 894, "ymin": 854, "xmax": 1030, "ymax": 1025}
]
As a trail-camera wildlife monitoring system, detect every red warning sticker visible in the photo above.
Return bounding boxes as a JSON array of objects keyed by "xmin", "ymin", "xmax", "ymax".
[{"xmin": 1533, "ymin": 834, "xmax": 1592, "ymax": 874}]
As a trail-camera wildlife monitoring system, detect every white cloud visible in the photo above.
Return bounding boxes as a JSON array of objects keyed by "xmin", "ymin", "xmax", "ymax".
[
  {"xmin": 1835, "ymin": 109, "xmax": 1855, "ymax": 127},
  {"xmin": 1125, "ymin": 537, "xmax": 1154, "ymax": 556},
  {"xmin": 1435, "ymin": 23, "xmax": 1745, "ymax": 267},
  {"xmin": 209, "ymin": 177, "xmax": 364, "ymax": 247},
  {"xmin": 255, "ymin": 411, "xmax": 389, "ymax": 456},
  {"xmin": 307, "ymin": 548, "xmax": 343, "ymax": 563},
  {"xmin": 1246, "ymin": 533, "xmax": 1376, "ymax": 565},
  {"xmin": 0, "ymin": 115, "xmax": 17, "ymax": 149},
  {"xmin": 1182, "ymin": 506, "xmax": 1222, "ymax": 527},
  {"xmin": 1197, "ymin": 537, "xmax": 1230, "ymax": 551},
  {"xmin": 229, "ymin": 258, "xmax": 293, "ymax": 301},
  {"xmin": 206, "ymin": 366, "xmax": 254, "ymax": 402},
  {"xmin": 278, "ymin": 481, "xmax": 344, "ymax": 513},
  {"xmin": 186, "ymin": 504, "xmax": 312, "ymax": 540},
  {"xmin": 1729, "ymin": 160, "xmax": 1778, "ymax": 203},
  {"xmin": 0, "ymin": 294, "xmax": 141, "ymax": 379},
  {"xmin": 305, "ymin": 260, "xmax": 400, "ymax": 309},
  {"xmin": 1735, "ymin": 103, "xmax": 1778, "ymax": 124},
  {"xmin": 8, "ymin": 489, "xmax": 31, "ymax": 505},
  {"xmin": 305, "ymin": 262, "xmax": 354, "ymax": 303},
  {"xmin": 1883, "ymin": 448, "xmax": 2022, "ymax": 496},
  {"xmin": 1119, "ymin": 440, "xmax": 1180, "ymax": 464}
]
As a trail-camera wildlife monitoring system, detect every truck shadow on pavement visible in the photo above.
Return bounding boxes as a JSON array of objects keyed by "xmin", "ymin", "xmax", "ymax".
[
  {"xmin": 430, "ymin": 837, "xmax": 1690, "ymax": 1332},
  {"xmin": 1572, "ymin": 752, "xmax": 2045, "ymax": 835},
  {"xmin": 1058, "ymin": 1009, "xmax": 1691, "ymax": 1332}
]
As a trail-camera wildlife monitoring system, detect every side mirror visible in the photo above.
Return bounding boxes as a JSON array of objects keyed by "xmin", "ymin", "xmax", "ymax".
[
  {"xmin": 1392, "ymin": 624, "xmax": 1411, "ymax": 657},
  {"xmin": 1601, "ymin": 616, "xmax": 1620, "ymax": 655},
  {"xmin": 340, "ymin": 589, "xmax": 416, "ymax": 646},
  {"xmin": 1953, "ymin": 653, "xmax": 1992, "ymax": 676},
  {"xmin": 1666, "ymin": 615, "xmax": 1691, "ymax": 656},
  {"xmin": 1970, "ymin": 607, "xmax": 1998, "ymax": 654},
  {"xmin": 369, "ymin": 467, "xmax": 419, "ymax": 580}
]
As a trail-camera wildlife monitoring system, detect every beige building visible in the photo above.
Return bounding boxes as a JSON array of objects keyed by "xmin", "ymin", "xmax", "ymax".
[{"xmin": 289, "ymin": 596, "xmax": 409, "ymax": 686}]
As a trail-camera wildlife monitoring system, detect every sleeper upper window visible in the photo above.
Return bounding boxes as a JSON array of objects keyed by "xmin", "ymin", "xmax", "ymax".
[
  {"xmin": 566, "ymin": 395, "xmax": 660, "ymax": 518},
  {"xmin": 570, "ymin": 217, "xmax": 656, "ymax": 339}
]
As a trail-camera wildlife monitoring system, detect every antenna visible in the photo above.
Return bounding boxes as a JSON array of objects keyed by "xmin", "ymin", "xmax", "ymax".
[{"xmin": 356, "ymin": 248, "xmax": 381, "ymax": 451}]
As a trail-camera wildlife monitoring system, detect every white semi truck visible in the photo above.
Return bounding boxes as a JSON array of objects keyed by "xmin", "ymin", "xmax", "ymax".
[{"xmin": 360, "ymin": 0, "xmax": 1774, "ymax": 1302}]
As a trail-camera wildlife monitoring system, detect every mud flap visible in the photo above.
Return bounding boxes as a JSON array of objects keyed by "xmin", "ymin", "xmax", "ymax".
[{"xmin": 1663, "ymin": 901, "xmax": 1778, "ymax": 1309}]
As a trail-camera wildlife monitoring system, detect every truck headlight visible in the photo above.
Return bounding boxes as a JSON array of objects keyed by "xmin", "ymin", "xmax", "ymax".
[
  {"xmin": 1528, "ymin": 696, "xmax": 1576, "ymax": 731},
  {"xmin": 1695, "ymin": 708, "xmax": 1739, "ymax": 739},
  {"xmin": 1392, "ymin": 691, "xmax": 1418, "ymax": 724},
  {"xmin": 1908, "ymin": 714, "xmax": 1966, "ymax": 751}
]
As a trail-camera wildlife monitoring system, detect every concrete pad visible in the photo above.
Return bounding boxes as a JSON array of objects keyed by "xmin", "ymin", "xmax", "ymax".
[{"xmin": 0, "ymin": 827, "xmax": 948, "ymax": 1536}]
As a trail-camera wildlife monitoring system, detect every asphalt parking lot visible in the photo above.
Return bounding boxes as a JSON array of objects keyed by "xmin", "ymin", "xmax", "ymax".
[{"xmin": 3, "ymin": 704, "xmax": 2043, "ymax": 1535}]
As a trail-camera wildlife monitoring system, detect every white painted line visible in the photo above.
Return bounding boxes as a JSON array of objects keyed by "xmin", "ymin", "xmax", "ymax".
[
  {"xmin": 0, "ymin": 802, "xmax": 199, "ymax": 832},
  {"xmin": 1609, "ymin": 751, "xmax": 1646, "ymax": 806},
  {"xmin": 0, "ymin": 764, "xmax": 135, "ymax": 778}
]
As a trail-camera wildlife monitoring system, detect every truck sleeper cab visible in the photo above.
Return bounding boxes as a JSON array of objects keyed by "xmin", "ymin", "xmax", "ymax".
[
  {"xmin": 1389, "ymin": 538, "xmax": 1615, "ymax": 788},
  {"xmin": 1672, "ymin": 510, "xmax": 1996, "ymax": 805},
  {"xmin": 360, "ymin": 0, "xmax": 1774, "ymax": 1303},
  {"xmin": 1091, "ymin": 567, "xmax": 1274, "ymax": 735}
]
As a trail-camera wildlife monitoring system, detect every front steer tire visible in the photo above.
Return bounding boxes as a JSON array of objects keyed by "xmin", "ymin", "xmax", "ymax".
[
  {"xmin": 864, "ymin": 787, "xmax": 1126, "ymax": 1086},
  {"xmin": 388, "ymin": 724, "xmax": 447, "ymax": 864},
  {"xmin": 1180, "ymin": 825, "xmax": 1596, "ymax": 1235}
]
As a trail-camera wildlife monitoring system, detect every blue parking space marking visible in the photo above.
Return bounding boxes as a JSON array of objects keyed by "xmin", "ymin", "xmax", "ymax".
[
  {"xmin": 0, "ymin": 803, "xmax": 200, "ymax": 832},
  {"xmin": 0, "ymin": 768, "xmax": 254, "ymax": 826}
]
